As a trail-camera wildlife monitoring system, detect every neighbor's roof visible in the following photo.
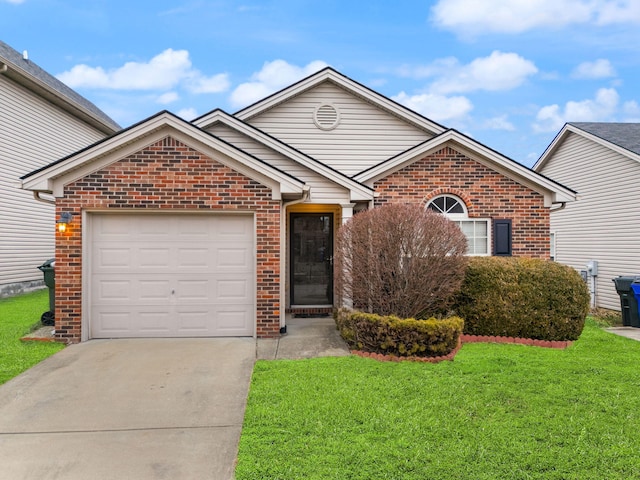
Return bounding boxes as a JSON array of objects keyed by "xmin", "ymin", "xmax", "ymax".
[
  {"xmin": 569, "ymin": 122, "xmax": 640, "ymax": 156},
  {"xmin": 534, "ymin": 122, "xmax": 640, "ymax": 172},
  {"xmin": 0, "ymin": 40, "xmax": 120, "ymax": 134}
]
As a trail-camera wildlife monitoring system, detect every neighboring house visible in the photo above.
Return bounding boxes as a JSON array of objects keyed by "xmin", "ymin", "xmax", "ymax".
[
  {"xmin": 21, "ymin": 67, "xmax": 576, "ymax": 343},
  {"xmin": 534, "ymin": 122, "xmax": 640, "ymax": 311},
  {"xmin": 0, "ymin": 40, "xmax": 119, "ymax": 297}
]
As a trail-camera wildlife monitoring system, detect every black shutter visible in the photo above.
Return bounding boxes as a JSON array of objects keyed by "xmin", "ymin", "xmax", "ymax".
[{"xmin": 493, "ymin": 219, "xmax": 512, "ymax": 256}]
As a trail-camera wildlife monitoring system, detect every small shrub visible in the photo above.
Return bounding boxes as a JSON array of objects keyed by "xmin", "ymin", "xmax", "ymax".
[
  {"xmin": 452, "ymin": 257, "xmax": 590, "ymax": 341},
  {"xmin": 335, "ymin": 308, "xmax": 464, "ymax": 358},
  {"xmin": 334, "ymin": 203, "xmax": 468, "ymax": 319}
]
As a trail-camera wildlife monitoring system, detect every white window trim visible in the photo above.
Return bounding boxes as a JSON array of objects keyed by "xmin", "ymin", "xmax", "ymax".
[
  {"xmin": 454, "ymin": 218, "xmax": 492, "ymax": 256},
  {"xmin": 427, "ymin": 195, "xmax": 491, "ymax": 257}
]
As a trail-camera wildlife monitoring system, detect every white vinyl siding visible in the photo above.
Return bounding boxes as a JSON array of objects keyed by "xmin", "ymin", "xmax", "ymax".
[
  {"xmin": 246, "ymin": 82, "xmax": 433, "ymax": 176},
  {"xmin": 0, "ymin": 74, "xmax": 106, "ymax": 292},
  {"xmin": 207, "ymin": 123, "xmax": 351, "ymax": 202},
  {"xmin": 540, "ymin": 132, "xmax": 640, "ymax": 310}
]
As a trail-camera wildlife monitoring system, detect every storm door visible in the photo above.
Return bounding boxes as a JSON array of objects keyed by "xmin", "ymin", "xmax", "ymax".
[{"xmin": 290, "ymin": 213, "xmax": 334, "ymax": 306}]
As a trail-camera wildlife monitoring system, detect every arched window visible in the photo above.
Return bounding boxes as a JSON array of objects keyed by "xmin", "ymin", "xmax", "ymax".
[
  {"xmin": 427, "ymin": 195, "xmax": 467, "ymax": 217},
  {"xmin": 427, "ymin": 195, "xmax": 490, "ymax": 256}
]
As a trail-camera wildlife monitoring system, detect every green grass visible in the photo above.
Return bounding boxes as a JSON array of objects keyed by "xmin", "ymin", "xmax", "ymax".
[
  {"xmin": 237, "ymin": 319, "xmax": 640, "ymax": 479},
  {"xmin": 0, "ymin": 289, "xmax": 64, "ymax": 385}
]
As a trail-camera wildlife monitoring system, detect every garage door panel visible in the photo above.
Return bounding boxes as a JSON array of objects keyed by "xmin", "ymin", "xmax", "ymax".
[
  {"xmin": 138, "ymin": 248, "xmax": 172, "ymax": 268},
  {"xmin": 138, "ymin": 311, "xmax": 173, "ymax": 334},
  {"xmin": 139, "ymin": 280, "xmax": 172, "ymax": 301},
  {"xmin": 216, "ymin": 247, "xmax": 251, "ymax": 270},
  {"xmin": 176, "ymin": 308, "xmax": 210, "ymax": 333},
  {"xmin": 96, "ymin": 248, "xmax": 131, "ymax": 269},
  {"xmin": 96, "ymin": 311, "xmax": 130, "ymax": 332},
  {"xmin": 177, "ymin": 248, "xmax": 212, "ymax": 268},
  {"xmin": 175, "ymin": 280, "xmax": 210, "ymax": 300},
  {"xmin": 217, "ymin": 307, "xmax": 252, "ymax": 333},
  {"xmin": 217, "ymin": 279, "xmax": 250, "ymax": 301},
  {"xmin": 98, "ymin": 280, "xmax": 132, "ymax": 301},
  {"xmin": 90, "ymin": 214, "xmax": 255, "ymax": 338},
  {"xmin": 216, "ymin": 215, "xmax": 253, "ymax": 238}
]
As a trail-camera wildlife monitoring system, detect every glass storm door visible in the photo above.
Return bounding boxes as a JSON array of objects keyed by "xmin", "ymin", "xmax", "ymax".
[{"xmin": 290, "ymin": 213, "xmax": 333, "ymax": 306}]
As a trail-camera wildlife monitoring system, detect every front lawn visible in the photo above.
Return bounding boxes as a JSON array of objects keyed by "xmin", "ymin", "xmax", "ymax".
[
  {"xmin": 0, "ymin": 289, "xmax": 65, "ymax": 385},
  {"xmin": 237, "ymin": 320, "xmax": 640, "ymax": 479}
]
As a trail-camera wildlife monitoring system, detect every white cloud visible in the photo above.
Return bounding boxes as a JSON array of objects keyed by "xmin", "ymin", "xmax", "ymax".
[
  {"xmin": 482, "ymin": 115, "xmax": 516, "ymax": 131},
  {"xmin": 623, "ymin": 100, "xmax": 640, "ymax": 120},
  {"xmin": 157, "ymin": 91, "xmax": 179, "ymax": 104},
  {"xmin": 187, "ymin": 73, "xmax": 230, "ymax": 94},
  {"xmin": 428, "ymin": 51, "xmax": 538, "ymax": 94},
  {"xmin": 533, "ymin": 88, "xmax": 619, "ymax": 132},
  {"xmin": 596, "ymin": 1, "xmax": 640, "ymax": 25},
  {"xmin": 229, "ymin": 59, "xmax": 328, "ymax": 108},
  {"xmin": 177, "ymin": 108, "xmax": 198, "ymax": 121},
  {"xmin": 392, "ymin": 91, "xmax": 473, "ymax": 122},
  {"xmin": 57, "ymin": 48, "xmax": 230, "ymax": 95},
  {"xmin": 431, "ymin": 0, "xmax": 640, "ymax": 34},
  {"xmin": 572, "ymin": 59, "xmax": 616, "ymax": 79}
]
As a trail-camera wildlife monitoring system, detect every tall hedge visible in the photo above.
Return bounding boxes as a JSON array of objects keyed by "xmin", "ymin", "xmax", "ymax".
[{"xmin": 453, "ymin": 257, "xmax": 590, "ymax": 341}]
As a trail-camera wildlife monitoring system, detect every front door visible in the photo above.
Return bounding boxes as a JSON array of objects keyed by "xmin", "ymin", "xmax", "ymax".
[{"xmin": 290, "ymin": 213, "xmax": 333, "ymax": 306}]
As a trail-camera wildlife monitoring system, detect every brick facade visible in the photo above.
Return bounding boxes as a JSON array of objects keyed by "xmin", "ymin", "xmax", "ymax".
[
  {"xmin": 54, "ymin": 136, "xmax": 281, "ymax": 343},
  {"xmin": 373, "ymin": 146, "xmax": 550, "ymax": 258}
]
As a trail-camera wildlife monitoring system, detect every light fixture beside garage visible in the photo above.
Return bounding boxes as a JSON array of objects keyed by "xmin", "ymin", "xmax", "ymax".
[{"xmin": 56, "ymin": 212, "xmax": 73, "ymax": 233}]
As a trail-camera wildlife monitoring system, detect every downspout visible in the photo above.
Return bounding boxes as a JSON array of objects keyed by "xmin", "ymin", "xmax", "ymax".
[
  {"xmin": 279, "ymin": 186, "xmax": 310, "ymax": 334},
  {"xmin": 550, "ymin": 202, "xmax": 566, "ymax": 212},
  {"xmin": 33, "ymin": 191, "xmax": 55, "ymax": 205},
  {"xmin": 0, "ymin": 63, "xmax": 8, "ymax": 74}
]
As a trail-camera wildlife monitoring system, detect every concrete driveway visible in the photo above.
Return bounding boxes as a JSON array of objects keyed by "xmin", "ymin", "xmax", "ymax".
[{"xmin": 0, "ymin": 338, "xmax": 256, "ymax": 480}]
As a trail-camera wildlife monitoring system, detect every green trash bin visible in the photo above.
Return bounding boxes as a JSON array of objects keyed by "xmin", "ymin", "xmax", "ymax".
[
  {"xmin": 37, "ymin": 258, "xmax": 55, "ymax": 326},
  {"xmin": 612, "ymin": 276, "xmax": 640, "ymax": 327}
]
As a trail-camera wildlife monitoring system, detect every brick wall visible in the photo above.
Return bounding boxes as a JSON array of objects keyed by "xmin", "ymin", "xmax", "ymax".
[
  {"xmin": 374, "ymin": 146, "xmax": 550, "ymax": 258},
  {"xmin": 54, "ymin": 136, "xmax": 281, "ymax": 343}
]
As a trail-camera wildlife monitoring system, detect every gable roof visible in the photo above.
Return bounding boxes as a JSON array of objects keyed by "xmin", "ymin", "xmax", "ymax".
[
  {"xmin": 20, "ymin": 111, "xmax": 305, "ymax": 200},
  {"xmin": 209, "ymin": 67, "xmax": 447, "ymax": 136},
  {"xmin": 0, "ymin": 40, "xmax": 120, "ymax": 134},
  {"xmin": 534, "ymin": 122, "xmax": 640, "ymax": 172},
  {"xmin": 193, "ymin": 109, "xmax": 373, "ymax": 201},
  {"xmin": 569, "ymin": 122, "xmax": 640, "ymax": 155},
  {"xmin": 355, "ymin": 128, "xmax": 577, "ymax": 207}
]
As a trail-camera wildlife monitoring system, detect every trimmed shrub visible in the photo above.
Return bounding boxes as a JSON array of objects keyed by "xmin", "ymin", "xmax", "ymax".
[
  {"xmin": 334, "ymin": 203, "xmax": 468, "ymax": 319},
  {"xmin": 452, "ymin": 257, "xmax": 590, "ymax": 341},
  {"xmin": 335, "ymin": 308, "xmax": 464, "ymax": 358}
]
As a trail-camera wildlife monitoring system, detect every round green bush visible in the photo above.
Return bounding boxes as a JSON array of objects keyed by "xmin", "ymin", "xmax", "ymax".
[{"xmin": 453, "ymin": 257, "xmax": 590, "ymax": 341}]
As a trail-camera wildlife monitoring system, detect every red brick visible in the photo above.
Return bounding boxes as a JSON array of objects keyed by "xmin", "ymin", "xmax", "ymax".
[{"xmin": 54, "ymin": 136, "xmax": 281, "ymax": 343}]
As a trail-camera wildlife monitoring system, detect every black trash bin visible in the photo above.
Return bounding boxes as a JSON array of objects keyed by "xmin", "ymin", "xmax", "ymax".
[
  {"xmin": 612, "ymin": 276, "xmax": 640, "ymax": 327},
  {"xmin": 37, "ymin": 258, "xmax": 55, "ymax": 326}
]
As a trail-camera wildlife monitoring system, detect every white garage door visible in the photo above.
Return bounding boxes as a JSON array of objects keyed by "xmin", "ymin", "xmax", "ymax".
[{"xmin": 90, "ymin": 213, "xmax": 255, "ymax": 338}]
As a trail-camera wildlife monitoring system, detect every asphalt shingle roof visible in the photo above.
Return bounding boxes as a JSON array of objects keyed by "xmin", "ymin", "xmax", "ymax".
[
  {"xmin": 0, "ymin": 40, "xmax": 120, "ymax": 132},
  {"xmin": 569, "ymin": 122, "xmax": 640, "ymax": 156}
]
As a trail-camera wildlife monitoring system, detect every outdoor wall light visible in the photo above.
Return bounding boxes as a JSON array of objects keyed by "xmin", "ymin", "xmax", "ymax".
[{"xmin": 57, "ymin": 212, "xmax": 73, "ymax": 233}]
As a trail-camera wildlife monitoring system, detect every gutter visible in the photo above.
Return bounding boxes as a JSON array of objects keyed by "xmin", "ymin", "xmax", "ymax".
[
  {"xmin": 550, "ymin": 202, "xmax": 567, "ymax": 213},
  {"xmin": 33, "ymin": 191, "xmax": 55, "ymax": 205},
  {"xmin": 278, "ymin": 186, "xmax": 311, "ymax": 334}
]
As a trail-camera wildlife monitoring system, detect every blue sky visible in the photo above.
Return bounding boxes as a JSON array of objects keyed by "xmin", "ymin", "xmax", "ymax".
[{"xmin": 2, "ymin": 0, "xmax": 639, "ymax": 167}]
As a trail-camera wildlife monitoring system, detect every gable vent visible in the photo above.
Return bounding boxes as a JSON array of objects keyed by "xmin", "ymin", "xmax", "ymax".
[{"xmin": 314, "ymin": 103, "xmax": 340, "ymax": 131}]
